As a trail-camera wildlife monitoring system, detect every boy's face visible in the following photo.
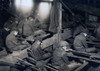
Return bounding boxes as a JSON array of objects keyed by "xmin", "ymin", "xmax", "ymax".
[
  {"xmin": 4, "ymin": 27, "xmax": 10, "ymax": 31},
  {"xmin": 83, "ymin": 33, "xmax": 87, "ymax": 37},
  {"xmin": 29, "ymin": 17, "xmax": 34, "ymax": 21},
  {"xmin": 14, "ymin": 31, "xmax": 18, "ymax": 36},
  {"xmin": 62, "ymin": 46, "xmax": 67, "ymax": 51}
]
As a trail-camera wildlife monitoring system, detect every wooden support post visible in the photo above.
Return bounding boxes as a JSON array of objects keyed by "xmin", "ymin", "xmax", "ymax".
[
  {"xmin": 49, "ymin": 0, "xmax": 62, "ymax": 48},
  {"xmin": 57, "ymin": 1, "xmax": 62, "ymax": 46}
]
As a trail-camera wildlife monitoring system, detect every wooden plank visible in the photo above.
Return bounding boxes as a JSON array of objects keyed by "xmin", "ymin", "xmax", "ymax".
[
  {"xmin": 87, "ymin": 41, "xmax": 100, "ymax": 46},
  {"xmin": 41, "ymin": 34, "xmax": 58, "ymax": 49},
  {"xmin": 41, "ymin": 29, "xmax": 72, "ymax": 49},
  {"xmin": 74, "ymin": 4, "xmax": 100, "ymax": 16},
  {"xmin": 67, "ymin": 55, "xmax": 100, "ymax": 64},
  {"xmin": 75, "ymin": 62, "xmax": 89, "ymax": 71}
]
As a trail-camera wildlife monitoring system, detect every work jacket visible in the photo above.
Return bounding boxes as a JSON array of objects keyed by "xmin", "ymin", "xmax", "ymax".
[{"xmin": 74, "ymin": 33, "xmax": 88, "ymax": 52}]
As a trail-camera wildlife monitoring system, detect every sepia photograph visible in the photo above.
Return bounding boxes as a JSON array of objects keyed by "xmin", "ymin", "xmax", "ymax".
[{"xmin": 0, "ymin": 0, "xmax": 100, "ymax": 71}]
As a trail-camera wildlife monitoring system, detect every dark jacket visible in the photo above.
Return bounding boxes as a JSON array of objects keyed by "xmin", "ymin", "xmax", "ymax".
[
  {"xmin": 30, "ymin": 41, "xmax": 51, "ymax": 61},
  {"xmin": 74, "ymin": 33, "xmax": 88, "ymax": 52},
  {"xmin": 52, "ymin": 47, "xmax": 69, "ymax": 66},
  {"xmin": 18, "ymin": 19, "xmax": 40, "ymax": 37},
  {"xmin": 6, "ymin": 31, "xmax": 28, "ymax": 52}
]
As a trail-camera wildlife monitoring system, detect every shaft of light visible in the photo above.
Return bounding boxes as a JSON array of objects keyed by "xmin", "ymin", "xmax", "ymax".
[
  {"xmin": 38, "ymin": 2, "xmax": 51, "ymax": 21},
  {"xmin": 15, "ymin": 0, "xmax": 34, "ymax": 14}
]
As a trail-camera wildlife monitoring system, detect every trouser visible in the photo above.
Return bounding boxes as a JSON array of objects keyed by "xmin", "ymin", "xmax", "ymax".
[
  {"xmin": 75, "ymin": 47, "xmax": 86, "ymax": 52},
  {"xmin": 86, "ymin": 48, "xmax": 97, "ymax": 53},
  {"xmin": 75, "ymin": 47, "xmax": 96, "ymax": 53}
]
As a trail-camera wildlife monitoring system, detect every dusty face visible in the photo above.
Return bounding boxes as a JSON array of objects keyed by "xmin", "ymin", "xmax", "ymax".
[
  {"xmin": 29, "ymin": 17, "xmax": 34, "ymax": 21},
  {"xmin": 13, "ymin": 31, "xmax": 18, "ymax": 36},
  {"xmin": 83, "ymin": 33, "xmax": 87, "ymax": 37},
  {"xmin": 36, "ymin": 40, "xmax": 41, "ymax": 45},
  {"xmin": 4, "ymin": 27, "xmax": 10, "ymax": 31},
  {"xmin": 62, "ymin": 46, "xmax": 68, "ymax": 51},
  {"xmin": 15, "ymin": 21, "xmax": 18, "ymax": 24}
]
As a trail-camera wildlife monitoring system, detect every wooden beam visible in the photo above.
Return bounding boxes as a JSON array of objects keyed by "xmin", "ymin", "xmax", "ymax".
[
  {"xmin": 41, "ymin": 29, "xmax": 72, "ymax": 49},
  {"xmin": 75, "ymin": 62, "xmax": 89, "ymax": 71},
  {"xmin": 74, "ymin": 4, "xmax": 100, "ymax": 16}
]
